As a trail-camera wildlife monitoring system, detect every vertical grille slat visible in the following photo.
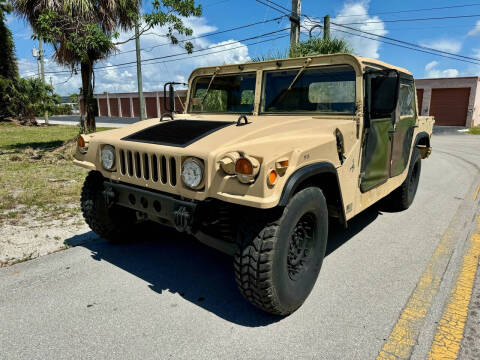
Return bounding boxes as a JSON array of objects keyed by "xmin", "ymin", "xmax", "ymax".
[
  {"xmin": 127, "ymin": 151, "xmax": 133, "ymax": 176},
  {"xmin": 169, "ymin": 157, "xmax": 177, "ymax": 186},
  {"xmin": 161, "ymin": 155, "xmax": 167, "ymax": 184},
  {"xmin": 151, "ymin": 154, "xmax": 158, "ymax": 182},
  {"xmin": 135, "ymin": 152, "xmax": 141, "ymax": 178},
  {"xmin": 143, "ymin": 153, "xmax": 150, "ymax": 180},
  {"xmin": 119, "ymin": 150, "xmax": 126, "ymax": 175}
]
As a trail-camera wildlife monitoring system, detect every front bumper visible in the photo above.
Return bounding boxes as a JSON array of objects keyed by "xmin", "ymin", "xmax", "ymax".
[{"xmin": 103, "ymin": 181, "xmax": 197, "ymax": 233}]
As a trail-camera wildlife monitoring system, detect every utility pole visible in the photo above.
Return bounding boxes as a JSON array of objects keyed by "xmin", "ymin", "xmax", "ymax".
[
  {"xmin": 38, "ymin": 39, "xmax": 49, "ymax": 125},
  {"xmin": 290, "ymin": 0, "xmax": 301, "ymax": 50},
  {"xmin": 323, "ymin": 15, "xmax": 330, "ymax": 40},
  {"xmin": 135, "ymin": 22, "xmax": 146, "ymax": 121}
]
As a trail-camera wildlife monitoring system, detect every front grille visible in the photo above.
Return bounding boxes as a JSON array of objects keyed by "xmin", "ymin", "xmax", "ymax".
[{"xmin": 118, "ymin": 149, "xmax": 178, "ymax": 186}]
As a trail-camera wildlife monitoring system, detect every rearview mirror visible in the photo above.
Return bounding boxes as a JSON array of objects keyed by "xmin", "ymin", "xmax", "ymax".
[
  {"xmin": 367, "ymin": 70, "xmax": 399, "ymax": 120},
  {"xmin": 163, "ymin": 83, "xmax": 175, "ymax": 113}
]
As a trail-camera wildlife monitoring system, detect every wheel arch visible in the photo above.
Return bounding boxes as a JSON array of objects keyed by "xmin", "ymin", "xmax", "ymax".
[
  {"xmin": 414, "ymin": 131, "xmax": 430, "ymax": 147},
  {"xmin": 278, "ymin": 162, "xmax": 346, "ymax": 224}
]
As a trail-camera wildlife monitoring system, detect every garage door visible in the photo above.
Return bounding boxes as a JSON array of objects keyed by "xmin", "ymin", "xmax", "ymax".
[
  {"xmin": 416, "ymin": 89, "xmax": 423, "ymax": 115},
  {"xmin": 430, "ymin": 88, "xmax": 470, "ymax": 126}
]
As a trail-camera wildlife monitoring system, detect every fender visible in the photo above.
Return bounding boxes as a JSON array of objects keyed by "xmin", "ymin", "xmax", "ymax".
[
  {"xmin": 414, "ymin": 131, "xmax": 430, "ymax": 146},
  {"xmin": 413, "ymin": 131, "xmax": 431, "ymax": 159},
  {"xmin": 278, "ymin": 162, "xmax": 346, "ymax": 224}
]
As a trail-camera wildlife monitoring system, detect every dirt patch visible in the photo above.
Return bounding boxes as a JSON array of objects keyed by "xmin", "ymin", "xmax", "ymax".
[{"xmin": 0, "ymin": 210, "xmax": 97, "ymax": 267}]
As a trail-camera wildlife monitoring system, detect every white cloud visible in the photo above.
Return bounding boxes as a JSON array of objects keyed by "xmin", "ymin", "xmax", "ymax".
[
  {"xmin": 330, "ymin": 1, "xmax": 388, "ymax": 59},
  {"xmin": 17, "ymin": 16, "xmax": 252, "ymax": 95},
  {"xmin": 420, "ymin": 39, "xmax": 462, "ymax": 54},
  {"xmin": 468, "ymin": 20, "xmax": 480, "ymax": 36},
  {"xmin": 424, "ymin": 61, "xmax": 459, "ymax": 78}
]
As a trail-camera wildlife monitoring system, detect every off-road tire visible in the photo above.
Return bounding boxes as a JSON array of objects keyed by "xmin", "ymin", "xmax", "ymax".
[
  {"xmin": 385, "ymin": 146, "xmax": 422, "ymax": 211},
  {"xmin": 81, "ymin": 171, "xmax": 137, "ymax": 242},
  {"xmin": 234, "ymin": 187, "xmax": 328, "ymax": 315}
]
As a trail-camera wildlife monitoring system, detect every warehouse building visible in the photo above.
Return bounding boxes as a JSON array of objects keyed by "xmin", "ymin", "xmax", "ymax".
[
  {"xmin": 416, "ymin": 77, "xmax": 480, "ymax": 127},
  {"xmin": 80, "ymin": 90, "xmax": 187, "ymax": 118}
]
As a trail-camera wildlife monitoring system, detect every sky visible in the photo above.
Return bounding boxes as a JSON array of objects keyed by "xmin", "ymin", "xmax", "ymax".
[{"xmin": 6, "ymin": 0, "xmax": 480, "ymax": 95}]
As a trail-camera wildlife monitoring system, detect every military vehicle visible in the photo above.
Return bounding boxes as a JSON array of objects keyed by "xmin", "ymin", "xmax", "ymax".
[{"xmin": 74, "ymin": 54, "xmax": 434, "ymax": 315}]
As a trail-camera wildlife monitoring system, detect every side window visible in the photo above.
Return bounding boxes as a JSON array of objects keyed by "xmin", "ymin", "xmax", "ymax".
[{"xmin": 399, "ymin": 83, "xmax": 414, "ymax": 116}]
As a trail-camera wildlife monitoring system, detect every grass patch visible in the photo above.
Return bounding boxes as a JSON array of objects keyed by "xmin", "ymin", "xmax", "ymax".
[
  {"xmin": 468, "ymin": 125, "xmax": 480, "ymax": 135},
  {"xmin": 0, "ymin": 122, "xmax": 111, "ymax": 224}
]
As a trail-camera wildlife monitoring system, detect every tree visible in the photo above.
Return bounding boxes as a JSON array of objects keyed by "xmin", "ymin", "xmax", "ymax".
[
  {"xmin": 12, "ymin": 77, "xmax": 59, "ymax": 120},
  {"xmin": 289, "ymin": 37, "xmax": 352, "ymax": 57},
  {"xmin": 68, "ymin": 93, "xmax": 79, "ymax": 104},
  {"xmin": 12, "ymin": 0, "xmax": 202, "ymax": 132},
  {"xmin": 0, "ymin": 0, "xmax": 19, "ymax": 119},
  {"xmin": 251, "ymin": 36, "xmax": 352, "ymax": 62}
]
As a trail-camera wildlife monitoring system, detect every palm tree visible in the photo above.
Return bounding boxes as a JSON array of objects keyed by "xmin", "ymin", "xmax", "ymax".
[
  {"xmin": 12, "ymin": 0, "xmax": 140, "ymax": 131},
  {"xmin": 251, "ymin": 36, "xmax": 352, "ymax": 62}
]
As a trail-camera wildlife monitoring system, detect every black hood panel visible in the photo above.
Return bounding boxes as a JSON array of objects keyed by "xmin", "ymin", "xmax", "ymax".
[{"xmin": 122, "ymin": 120, "xmax": 234, "ymax": 147}]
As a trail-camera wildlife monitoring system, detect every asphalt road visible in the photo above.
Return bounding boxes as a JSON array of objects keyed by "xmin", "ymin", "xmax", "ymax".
[{"xmin": 1, "ymin": 133, "xmax": 479, "ymax": 360}]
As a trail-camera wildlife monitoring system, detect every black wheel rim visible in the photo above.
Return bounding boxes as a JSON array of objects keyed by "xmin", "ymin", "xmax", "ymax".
[{"xmin": 287, "ymin": 213, "xmax": 316, "ymax": 281}]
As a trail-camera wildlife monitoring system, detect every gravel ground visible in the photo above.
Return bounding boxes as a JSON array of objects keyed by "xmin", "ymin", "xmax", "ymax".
[{"xmin": 0, "ymin": 213, "xmax": 96, "ymax": 267}]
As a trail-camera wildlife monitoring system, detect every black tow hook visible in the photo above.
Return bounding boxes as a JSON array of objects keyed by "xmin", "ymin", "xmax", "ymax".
[{"xmin": 174, "ymin": 206, "xmax": 192, "ymax": 233}]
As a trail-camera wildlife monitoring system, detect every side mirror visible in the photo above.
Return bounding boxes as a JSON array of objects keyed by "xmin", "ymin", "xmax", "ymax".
[
  {"xmin": 367, "ymin": 70, "xmax": 399, "ymax": 120},
  {"xmin": 163, "ymin": 82, "xmax": 176, "ymax": 114}
]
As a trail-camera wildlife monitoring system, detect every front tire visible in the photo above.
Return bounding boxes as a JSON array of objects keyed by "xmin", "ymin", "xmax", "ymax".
[
  {"xmin": 234, "ymin": 187, "xmax": 328, "ymax": 315},
  {"xmin": 81, "ymin": 171, "xmax": 138, "ymax": 242}
]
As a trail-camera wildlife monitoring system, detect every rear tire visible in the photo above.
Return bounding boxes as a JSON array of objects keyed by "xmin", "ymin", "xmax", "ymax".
[
  {"xmin": 81, "ymin": 171, "xmax": 138, "ymax": 242},
  {"xmin": 385, "ymin": 146, "xmax": 422, "ymax": 211},
  {"xmin": 234, "ymin": 187, "xmax": 328, "ymax": 315}
]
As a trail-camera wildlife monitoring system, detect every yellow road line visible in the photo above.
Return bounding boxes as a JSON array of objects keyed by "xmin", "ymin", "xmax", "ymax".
[
  {"xmin": 377, "ymin": 210, "xmax": 462, "ymax": 360},
  {"xmin": 428, "ymin": 217, "xmax": 480, "ymax": 359},
  {"xmin": 474, "ymin": 185, "xmax": 480, "ymax": 201}
]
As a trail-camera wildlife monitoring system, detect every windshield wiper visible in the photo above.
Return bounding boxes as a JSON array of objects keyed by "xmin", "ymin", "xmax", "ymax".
[
  {"xmin": 287, "ymin": 57, "xmax": 312, "ymax": 90},
  {"xmin": 266, "ymin": 58, "xmax": 312, "ymax": 110},
  {"xmin": 201, "ymin": 67, "xmax": 220, "ymax": 104}
]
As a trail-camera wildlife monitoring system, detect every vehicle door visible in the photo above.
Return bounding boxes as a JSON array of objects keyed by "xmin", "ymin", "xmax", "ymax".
[
  {"xmin": 360, "ymin": 69, "xmax": 399, "ymax": 192},
  {"xmin": 390, "ymin": 76, "xmax": 416, "ymax": 177}
]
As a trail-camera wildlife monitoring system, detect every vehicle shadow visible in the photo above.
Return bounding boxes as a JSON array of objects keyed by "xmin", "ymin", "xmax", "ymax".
[{"xmin": 66, "ymin": 206, "xmax": 380, "ymax": 327}]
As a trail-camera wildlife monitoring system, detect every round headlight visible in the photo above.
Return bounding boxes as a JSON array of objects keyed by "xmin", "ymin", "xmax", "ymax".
[
  {"xmin": 101, "ymin": 145, "xmax": 115, "ymax": 170},
  {"xmin": 182, "ymin": 158, "xmax": 204, "ymax": 189}
]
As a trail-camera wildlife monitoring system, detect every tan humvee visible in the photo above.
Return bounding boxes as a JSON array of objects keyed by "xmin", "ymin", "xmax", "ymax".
[{"xmin": 74, "ymin": 54, "xmax": 434, "ymax": 315}]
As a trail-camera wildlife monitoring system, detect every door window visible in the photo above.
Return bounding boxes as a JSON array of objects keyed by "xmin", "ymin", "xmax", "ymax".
[{"xmin": 399, "ymin": 83, "xmax": 415, "ymax": 117}]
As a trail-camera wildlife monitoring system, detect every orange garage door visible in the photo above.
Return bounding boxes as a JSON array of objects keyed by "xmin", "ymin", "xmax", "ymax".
[{"xmin": 430, "ymin": 88, "xmax": 470, "ymax": 126}]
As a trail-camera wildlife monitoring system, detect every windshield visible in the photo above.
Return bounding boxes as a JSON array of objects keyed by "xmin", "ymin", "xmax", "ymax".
[
  {"xmin": 189, "ymin": 73, "xmax": 256, "ymax": 113},
  {"xmin": 262, "ymin": 65, "xmax": 356, "ymax": 114}
]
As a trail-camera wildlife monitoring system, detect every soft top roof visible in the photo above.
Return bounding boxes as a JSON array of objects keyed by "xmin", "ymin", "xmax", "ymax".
[{"xmin": 188, "ymin": 53, "xmax": 412, "ymax": 81}]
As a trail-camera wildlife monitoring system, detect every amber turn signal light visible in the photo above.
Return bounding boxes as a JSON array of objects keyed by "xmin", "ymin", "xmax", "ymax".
[
  {"xmin": 235, "ymin": 158, "xmax": 253, "ymax": 175},
  {"xmin": 77, "ymin": 136, "xmax": 85, "ymax": 148},
  {"xmin": 267, "ymin": 170, "xmax": 277, "ymax": 186}
]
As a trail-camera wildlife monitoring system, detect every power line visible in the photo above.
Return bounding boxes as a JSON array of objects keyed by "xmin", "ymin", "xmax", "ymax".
[
  {"xmin": 97, "ymin": 27, "xmax": 290, "ymax": 71},
  {"xmin": 336, "ymin": 13, "xmax": 480, "ymax": 25},
  {"xmin": 335, "ymin": 3, "xmax": 480, "ymax": 18},
  {"xmin": 330, "ymin": 21, "xmax": 480, "ymax": 63},
  {"xmin": 42, "ymin": 33, "xmax": 289, "ymax": 77},
  {"xmin": 263, "ymin": 0, "xmax": 290, "ymax": 13},
  {"xmin": 254, "ymin": 0, "xmax": 289, "ymax": 15},
  {"xmin": 302, "ymin": 16, "xmax": 480, "ymax": 66},
  {"xmin": 44, "ymin": 27, "xmax": 289, "ymax": 75},
  {"xmin": 114, "ymin": 15, "xmax": 286, "ymax": 56},
  {"xmin": 331, "ymin": 26, "xmax": 480, "ymax": 65}
]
